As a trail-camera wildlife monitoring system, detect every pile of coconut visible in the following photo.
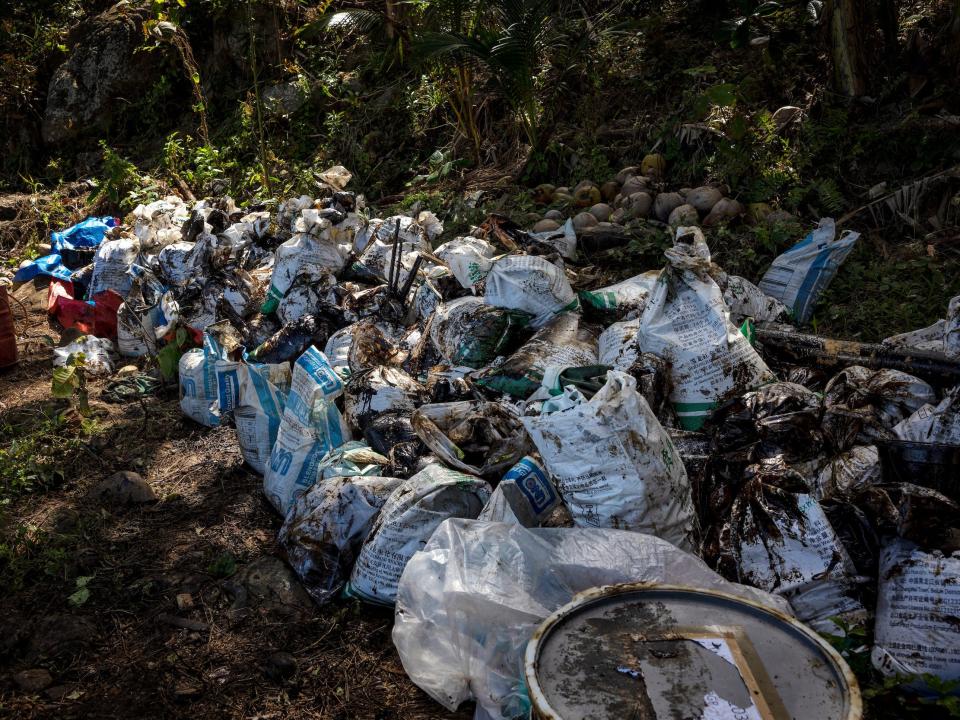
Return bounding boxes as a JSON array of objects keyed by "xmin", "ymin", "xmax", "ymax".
[{"xmin": 529, "ymin": 153, "xmax": 796, "ymax": 234}]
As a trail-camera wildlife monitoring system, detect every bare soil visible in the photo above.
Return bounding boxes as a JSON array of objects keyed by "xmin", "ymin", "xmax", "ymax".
[{"xmin": 0, "ymin": 278, "xmax": 470, "ymax": 719}]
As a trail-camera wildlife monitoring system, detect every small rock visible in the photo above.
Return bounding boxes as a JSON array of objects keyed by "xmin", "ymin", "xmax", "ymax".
[
  {"xmin": 572, "ymin": 212, "xmax": 599, "ymax": 232},
  {"xmin": 44, "ymin": 684, "xmax": 79, "ymax": 701},
  {"xmin": 588, "ymin": 203, "xmax": 613, "ymax": 222},
  {"xmin": 532, "ymin": 218, "xmax": 561, "ymax": 233},
  {"xmin": 14, "ymin": 669, "xmax": 53, "ymax": 693},
  {"xmin": 231, "ymin": 556, "xmax": 312, "ymax": 611},
  {"xmin": 543, "ymin": 209, "xmax": 564, "ymax": 222},
  {"xmin": 89, "ymin": 471, "xmax": 157, "ymax": 505},
  {"xmin": 265, "ymin": 651, "xmax": 298, "ymax": 682},
  {"xmin": 176, "ymin": 593, "xmax": 194, "ymax": 611},
  {"xmin": 27, "ymin": 614, "xmax": 97, "ymax": 661},
  {"xmin": 653, "ymin": 192, "xmax": 684, "ymax": 222},
  {"xmin": 668, "ymin": 204, "xmax": 699, "ymax": 226},
  {"xmin": 115, "ymin": 365, "xmax": 139, "ymax": 378}
]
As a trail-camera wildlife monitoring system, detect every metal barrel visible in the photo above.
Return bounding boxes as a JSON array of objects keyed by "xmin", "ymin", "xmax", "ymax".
[
  {"xmin": 525, "ymin": 583, "xmax": 862, "ymax": 720},
  {"xmin": 0, "ymin": 286, "xmax": 18, "ymax": 369}
]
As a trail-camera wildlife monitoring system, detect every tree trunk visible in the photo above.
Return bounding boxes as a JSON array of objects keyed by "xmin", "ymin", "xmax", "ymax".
[
  {"xmin": 824, "ymin": 0, "xmax": 871, "ymax": 97},
  {"xmin": 876, "ymin": 0, "xmax": 899, "ymax": 57}
]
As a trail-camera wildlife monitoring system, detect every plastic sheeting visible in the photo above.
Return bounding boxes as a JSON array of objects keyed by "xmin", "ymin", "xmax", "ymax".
[{"xmin": 393, "ymin": 519, "xmax": 790, "ymax": 720}]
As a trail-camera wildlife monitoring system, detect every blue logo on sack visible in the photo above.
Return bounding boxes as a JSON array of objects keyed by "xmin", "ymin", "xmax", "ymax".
[
  {"xmin": 505, "ymin": 458, "xmax": 556, "ymax": 513},
  {"xmin": 270, "ymin": 448, "xmax": 293, "ymax": 475},
  {"xmin": 181, "ymin": 378, "xmax": 197, "ymax": 398}
]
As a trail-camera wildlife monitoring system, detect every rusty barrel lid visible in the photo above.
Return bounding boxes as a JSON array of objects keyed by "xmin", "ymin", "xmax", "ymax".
[{"xmin": 524, "ymin": 583, "xmax": 861, "ymax": 720}]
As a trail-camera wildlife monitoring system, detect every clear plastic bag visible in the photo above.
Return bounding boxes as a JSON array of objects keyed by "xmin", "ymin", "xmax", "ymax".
[{"xmin": 393, "ymin": 519, "xmax": 790, "ymax": 720}]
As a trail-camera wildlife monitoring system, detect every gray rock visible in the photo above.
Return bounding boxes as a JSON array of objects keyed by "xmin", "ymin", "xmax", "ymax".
[
  {"xmin": 26, "ymin": 614, "xmax": 97, "ymax": 661},
  {"xmin": 89, "ymin": 471, "xmax": 157, "ymax": 504},
  {"xmin": 264, "ymin": 651, "xmax": 297, "ymax": 681},
  {"xmin": 14, "ymin": 669, "xmax": 53, "ymax": 693},
  {"xmin": 42, "ymin": 4, "xmax": 162, "ymax": 144},
  {"xmin": 232, "ymin": 556, "xmax": 311, "ymax": 610},
  {"xmin": 262, "ymin": 81, "xmax": 307, "ymax": 117}
]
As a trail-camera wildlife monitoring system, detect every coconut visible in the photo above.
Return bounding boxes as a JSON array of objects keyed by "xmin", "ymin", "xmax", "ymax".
[
  {"xmin": 653, "ymin": 192, "xmax": 684, "ymax": 222},
  {"xmin": 745, "ymin": 202, "xmax": 773, "ymax": 225},
  {"xmin": 533, "ymin": 218, "xmax": 561, "ymax": 233},
  {"xmin": 687, "ymin": 186, "xmax": 724, "ymax": 213},
  {"xmin": 625, "ymin": 191, "xmax": 653, "ymax": 218},
  {"xmin": 641, "ymin": 153, "xmax": 666, "ymax": 179},
  {"xmin": 552, "ymin": 186, "xmax": 573, "ymax": 205},
  {"xmin": 668, "ymin": 204, "xmax": 699, "ymax": 227},
  {"xmin": 600, "ymin": 181, "xmax": 620, "ymax": 203},
  {"xmin": 589, "ymin": 203, "xmax": 614, "ymax": 222},
  {"xmin": 533, "ymin": 183, "xmax": 555, "ymax": 205},
  {"xmin": 620, "ymin": 175, "xmax": 650, "ymax": 197},
  {"xmin": 609, "ymin": 208, "xmax": 626, "ymax": 224},
  {"xmin": 615, "ymin": 166, "xmax": 640, "ymax": 184},
  {"xmin": 766, "ymin": 208, "xmax": 798, "ymax": 226},
  {"xmin": 544, "ymin": 209, "xmax": 564, "ymax": 222},
  {"xmin": 703, "ymin": 198, "xmax": 745, "ymax": 226},
  {"xmin": 573, "ymin": 181, "xmax": 601, "ymax": 208},
  {"xmin": 572, "ymin": 212, "xmax": 599, "ymax": 232}
]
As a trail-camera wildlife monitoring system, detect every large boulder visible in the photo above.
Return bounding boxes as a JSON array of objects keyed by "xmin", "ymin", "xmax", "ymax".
[{"xmin": 42, "ymin": 4, "xmax": 163, "ymax": 145}]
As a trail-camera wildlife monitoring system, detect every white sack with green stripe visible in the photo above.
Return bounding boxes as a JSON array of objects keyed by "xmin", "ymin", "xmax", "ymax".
[
  {"xmin": 637, "ymin": 226, "xmax": 774, "ymax": 430},
  {"xmin": 522, "ymin": 370, "xmax": 697, "ymax": 551}
]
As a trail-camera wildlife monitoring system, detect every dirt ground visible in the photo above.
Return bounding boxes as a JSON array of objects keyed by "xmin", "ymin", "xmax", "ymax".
[{"xmin": 0, "ymin": 278, "xmax": 471, "ymax": 719}]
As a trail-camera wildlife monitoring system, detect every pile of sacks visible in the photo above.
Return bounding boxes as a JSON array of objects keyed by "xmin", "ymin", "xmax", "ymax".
[{"xmin": 26, "ymin": 167, "xmax": 960, "ymax": 720}]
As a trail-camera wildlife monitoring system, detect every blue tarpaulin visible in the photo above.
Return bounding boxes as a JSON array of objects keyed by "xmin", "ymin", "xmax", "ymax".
[
  {"xmin": 51, "ymin": 216, "xmax": 116, "ymax": 253},
  {"xmin": 13, "ymin": 253, "xmax": 74, "ymax": 283},
  {"xmin": 14, "ymin": 216, "xmax": 117, "ymax": 284}
]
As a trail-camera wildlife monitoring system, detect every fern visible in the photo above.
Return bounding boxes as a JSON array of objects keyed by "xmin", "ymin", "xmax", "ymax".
[{"xmin": 814, "ymin": 178, "xmax": 846, "ymax": 214}]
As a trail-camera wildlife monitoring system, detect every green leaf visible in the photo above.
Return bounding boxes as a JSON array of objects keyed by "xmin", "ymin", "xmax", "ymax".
[
  {"xmin": 157, "ymin": 342, "xmax": 184, "ymax": 380},
  {"xmin": 727, "ymin": 113, "xmax": 749, "ymax": 140},
  {"xmin": 207, "ymin": 553, "xmax": 237, "ymax": 579},
  {"xmin": 683, "ymin": 65, "xmax": 717, "ymax": 76},
  {"xmin": 754, "ymin": 2, "xmax": 782, "ymax": 17},
  {"xmin": 52, "ymin": 366, "xmax": 78, "ymax": 398},
  {"xmin": 68, "ymin": 587, "xmax": 90, "ymax": 607},
  {"xmin": 705, "ymin": 83, "xmax": 737, "ymax": 107}
]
